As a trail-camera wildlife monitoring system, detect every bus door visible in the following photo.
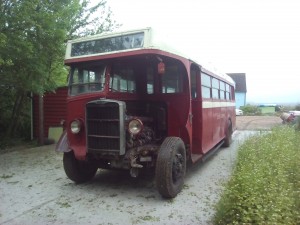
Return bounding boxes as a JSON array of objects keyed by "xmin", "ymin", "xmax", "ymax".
[
  {"xmin": 212, "ymin": 78, "xmax": 222, "ymax": 143},
  {"xmin": 200, "ymin": 72, "xmax": 214, "ymax": 153},
  {"xmin": 190, "ymin": 64, "xmax": 202, "ymax": 159}
]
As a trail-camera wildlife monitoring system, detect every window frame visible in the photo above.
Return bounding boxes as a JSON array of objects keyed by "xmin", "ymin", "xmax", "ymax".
[
  {"xmin": 201, "ymin": 72, "xmax": 212, "ymax": 99},
  {"xmin": 69, "ymin": 66, "xmax": 106, "ymax": 96},
  {"xmin": 160, "ymin": 62, "xmax": 185, "ymax": 94}
]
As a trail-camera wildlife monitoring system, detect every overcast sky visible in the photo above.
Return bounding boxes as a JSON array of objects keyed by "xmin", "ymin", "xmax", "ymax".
[{"xmin": 107, "ymin": 0, "xmax": 300, "ymax": 104}]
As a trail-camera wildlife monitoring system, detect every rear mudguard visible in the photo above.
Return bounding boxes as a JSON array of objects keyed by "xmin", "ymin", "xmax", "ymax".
[{"xmin": 55, "ymin": 130, "xmax": 71, "ymax": 153}]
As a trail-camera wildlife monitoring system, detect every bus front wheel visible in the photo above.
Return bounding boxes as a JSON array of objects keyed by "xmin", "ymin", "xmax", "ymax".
[
  {"xmin": 63, "ymin": 151, "xmax": 98, "ymax": 183},
  {"xmin": 155, "ymin": 137, "xmax": 186, "ymax": 198}
]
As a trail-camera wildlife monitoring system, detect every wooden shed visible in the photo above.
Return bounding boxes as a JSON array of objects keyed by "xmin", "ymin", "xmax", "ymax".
[{"xmin": 33, "ymin": 87, "xmax": 68, "ymax": 141}]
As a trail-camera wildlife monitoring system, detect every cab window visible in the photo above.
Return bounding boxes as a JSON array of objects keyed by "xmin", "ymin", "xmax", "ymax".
[
  {"xmin": 161, "ymin": 64, "xmax": 183, "ymax": 93},
  {"xmin": 69, "ymin": 66, "xmax": 106, "ymax": 95},
  {"xmin": 109, "ymin": 63, "xmax": 136, "ymax": 93}
]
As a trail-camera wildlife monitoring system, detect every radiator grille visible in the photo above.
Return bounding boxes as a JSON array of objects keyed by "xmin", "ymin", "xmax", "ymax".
[{"xmin": 86, "ymin": 100, "xmax": 125, "ymax": 155}]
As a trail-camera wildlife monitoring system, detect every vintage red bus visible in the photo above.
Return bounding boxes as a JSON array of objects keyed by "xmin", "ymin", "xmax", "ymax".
[{"xmin": 56, "ymin": 27, "xmax": 236, "ymax": 198}]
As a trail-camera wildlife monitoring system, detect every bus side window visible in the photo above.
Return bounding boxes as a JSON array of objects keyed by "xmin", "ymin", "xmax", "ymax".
[
  {"xmin": 225, "ymin": 83, "xmax": 231, "ymax": 100},
  {"xmin": 201, "ymin": 73, "xmax": 211, "ymax": 99},
  {"xmin": 225, "ymin": 84, "xmax": 234, "ymax": 100},
  {"xmin": 231, "ymin": 86, "xmax": 235, "ymax": 100},
  {"xmin": 212, "ymin": 78, "xmax": 219, "ymax": 99},
  {"xmin": 220, "ymin": 81, "xmax": 225, "ymax": 100}
]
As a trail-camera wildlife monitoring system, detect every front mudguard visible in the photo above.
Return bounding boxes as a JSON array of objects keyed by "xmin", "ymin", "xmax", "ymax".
[{"xmin": 55, "ymin": 130, "xmax": 71, "ymax": 153}]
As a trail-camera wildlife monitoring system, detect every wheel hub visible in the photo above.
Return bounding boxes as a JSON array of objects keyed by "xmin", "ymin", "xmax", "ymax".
[{"xmin": 172, "ymin": 153, "xmax": 183, "ymax": 182}]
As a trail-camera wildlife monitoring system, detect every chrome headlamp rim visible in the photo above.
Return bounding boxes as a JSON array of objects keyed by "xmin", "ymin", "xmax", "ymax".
[
  {"xmin": 128, "ymin": 118, "xmax": 143, "ymax": 135},
  {"xmin": 70, "ymin": 119, "xmax": 82, "ymax": 134}
]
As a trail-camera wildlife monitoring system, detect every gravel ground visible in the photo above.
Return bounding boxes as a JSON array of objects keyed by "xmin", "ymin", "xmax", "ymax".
[
  {"xmin": 236, "ymin": 115, "xmax": 282, "ymax": 130},
  {"xmin": 0, "ymin": 116, "xmax": 281, "ymax": 225}
]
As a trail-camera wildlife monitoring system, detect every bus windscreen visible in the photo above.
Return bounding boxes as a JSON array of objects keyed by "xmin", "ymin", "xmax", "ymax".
[{"xmin": 71, "ymin": 32, "xmax": 144, "ymax": 57}]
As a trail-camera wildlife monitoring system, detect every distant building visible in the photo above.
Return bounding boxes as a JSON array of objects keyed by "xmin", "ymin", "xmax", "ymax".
[{"xmin": 227, "ymin": 73, "xmax": 247, "ymax": 109}]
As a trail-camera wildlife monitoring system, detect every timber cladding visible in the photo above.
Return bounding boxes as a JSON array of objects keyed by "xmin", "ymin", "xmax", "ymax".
[{"xmin": 33, "ymin": 87, "xmax": 67, "ymax": 139}]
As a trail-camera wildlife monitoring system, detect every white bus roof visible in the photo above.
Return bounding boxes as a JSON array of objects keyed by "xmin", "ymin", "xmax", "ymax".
[
  {"xmin": 65, "ymin": 27, "xmax": 184, "ymax": 60},
  {"xmin": 65, "ymin": 27, "xmax": 235, "ymax": 85}
]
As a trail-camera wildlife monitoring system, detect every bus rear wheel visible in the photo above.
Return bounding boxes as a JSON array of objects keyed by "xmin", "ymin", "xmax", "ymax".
[
  {"xmin": 63, "ymin": 151, "xmax": 98, "ymax": 183},
  {"xmin": 155, "ymin": 137, "xmax": 186, "ymax": 198},
  {"xmin": 223, "ymin": 120, "xmax": 233, "ymax": 147}
]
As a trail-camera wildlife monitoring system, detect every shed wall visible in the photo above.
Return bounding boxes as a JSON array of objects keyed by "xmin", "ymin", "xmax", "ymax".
[{"xmin": 33, "ymin": 87, "xmax": 68, "ymax": 139}]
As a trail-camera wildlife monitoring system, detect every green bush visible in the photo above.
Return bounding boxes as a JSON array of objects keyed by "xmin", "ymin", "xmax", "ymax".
[
  {"xmin": 240, "ymin": 104, "xmax": 262, "ymax": 115},
  {"xmin": 213, "ymin": 127, "xmax": 300, "ymax": 224}
]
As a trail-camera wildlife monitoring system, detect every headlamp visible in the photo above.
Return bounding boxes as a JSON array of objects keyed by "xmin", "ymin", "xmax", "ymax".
[
  {"xmin": 70, "ymin": 120, "xmax": 82, "ymax": 134},
  {"xmin": 128, "ymin": 119, "xmax": 143, "ymax": 135}
]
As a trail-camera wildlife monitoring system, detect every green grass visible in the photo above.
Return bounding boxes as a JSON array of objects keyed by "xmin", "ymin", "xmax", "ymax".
[{"xmin": 213, "ymin": 126, "xmax": 300, "ymax": 225}]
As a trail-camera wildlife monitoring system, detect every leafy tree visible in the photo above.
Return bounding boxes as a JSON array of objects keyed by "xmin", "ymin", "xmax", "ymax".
[{"xmin": 0, "ymin": 0, "xmax": 119, "ymax": 141}]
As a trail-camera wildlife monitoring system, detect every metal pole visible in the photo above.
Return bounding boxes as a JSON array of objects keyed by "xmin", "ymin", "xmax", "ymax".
[{"xmin": 38, "ymin": 94, "xmax": 44, "ymax": 145}]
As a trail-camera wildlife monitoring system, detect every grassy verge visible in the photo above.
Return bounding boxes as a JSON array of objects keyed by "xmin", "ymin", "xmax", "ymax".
[{"xmin": 213, "ymin": 126, "xmax": 300, "ymax": 224}]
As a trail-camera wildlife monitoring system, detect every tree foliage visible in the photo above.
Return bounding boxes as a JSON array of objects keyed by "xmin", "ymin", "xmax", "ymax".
[{"xmin": 0, "ymin": 0, "xmax": 119, "ymax": 140}]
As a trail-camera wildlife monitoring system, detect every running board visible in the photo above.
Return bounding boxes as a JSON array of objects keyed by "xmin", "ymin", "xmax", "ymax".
[
  {"xmin": 190, "ymin": 140, "xmax": 225, "ymax": 163},
  {"xmin": 201, "ymin": 140, "xmax": 224, "ymax": 162},
  {"xmin": 191, "ymin": 153, "xmax": 203, "ymax": 163}
]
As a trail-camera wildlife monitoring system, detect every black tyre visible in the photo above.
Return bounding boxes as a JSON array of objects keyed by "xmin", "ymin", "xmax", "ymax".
[
  {"xmin": 155, "ymin": 137, "xmax": 186, "ymax": 198},
  {"xmin": 223, "ymin": 120, "xmax": 233, "ymax": 147},
  {"xmin": 63, "ymin": 151, "xmax": 98, "ymax": 183}
]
